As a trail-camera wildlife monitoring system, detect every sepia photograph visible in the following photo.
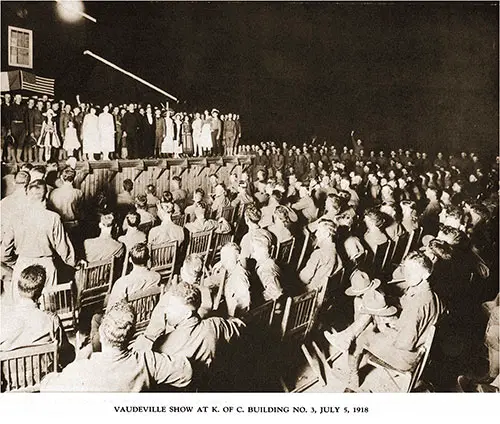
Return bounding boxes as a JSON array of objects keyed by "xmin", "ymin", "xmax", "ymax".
[{"xmin": 0, "ymin": 0, "xmax": 498, "ymax": 412}]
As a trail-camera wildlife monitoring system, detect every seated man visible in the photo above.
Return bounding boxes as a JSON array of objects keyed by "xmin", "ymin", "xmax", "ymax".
[
  {"xmin": 299, "ymin": 220, "xmax": 343, "ymax": 291},
  {"xmin": 239, "ymin": 204, "xmax": 273, "ymax": 262},
  {"xmin": 107, "ymin": 243, "xmax": 161, "ymax": 308},
  {"xmin": 0, "ymin": 265, "xmax": 75, "ymax": 368},
  {"xmin": 118, "ymin": 212, "xmax": 147, "ymax": 250},
  {"xmin": 116, "ymin": 179, "xmax": 135, "ymax": 219},
  {"xmin": 292, "ymin": 186, "xmax": 319, "ymax": 224},
  {"xmin": 260, "ymin": 190, "xmax": 298, "ymax": 228},
  {"xmin": 84, "ymin": 212, "xmax": 125, "ymax": 263},
  {"xmin": 210, "ymin": 242, "xmax": 251, "ymax": 317},
  {"xmin": 131, "ymin": 194, "xmax": 156, "ymax": 230},
  {"xmin": 146, "ymin": 184, "xmax": 161, "ymax": 219},
  {"xmin": 184, "ymin": 188, "xmax": 205, "ymax": 223},
  {"xmin": 138, "ymin": 282, "xmax": 245, "ymax": 376},
  {"xmin": 252, "ymin": 236, "xmax": 284, "ymax": 303},
  {"xmin": 329, "ymin": 251, "xmax": 444, "ymax": 389},
  {"xmin": 41, "ymin": 300, "xmax": 192, "ymax": 392},
  {"xmin": 148, "ymin": 202, "xmax": 185, "ymax": 246},
  {"xmin": 210, "ymin": 183, "xmax": 231, "ymax": 219},
  {"xmin": 185, "ymin": 202, "xmax": 231, "ymax": 234},
  {"xmin": 171, "ymin": 176, "xmax": 188, "ymax": 212},
  {"xmin": 230, "ymin": 181, "xmax": 255, "ymax": 210},
  {"xmin": 267, "ymin": 206, "xmax": 294, "ymax": 244}
]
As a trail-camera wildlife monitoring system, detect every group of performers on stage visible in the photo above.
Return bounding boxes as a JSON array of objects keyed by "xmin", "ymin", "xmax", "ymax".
[{"xmin": 1, "ymin": 93, "xmax": 242, "ymax": 163}]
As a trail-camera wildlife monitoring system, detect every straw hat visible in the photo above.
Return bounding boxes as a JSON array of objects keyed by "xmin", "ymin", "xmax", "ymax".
[
  {"xmin": 345, "ymin": 269, "xmax": 381, "ymax": 296},
  {"xmin": 358, "ymin": 289, "xmax": 397, "ymax": 317}
]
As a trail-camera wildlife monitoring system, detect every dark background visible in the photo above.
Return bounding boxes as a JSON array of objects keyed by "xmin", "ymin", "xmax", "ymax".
[{"xmin": 1, "ymin": 1, "xmax": 498, "ymax": 156}]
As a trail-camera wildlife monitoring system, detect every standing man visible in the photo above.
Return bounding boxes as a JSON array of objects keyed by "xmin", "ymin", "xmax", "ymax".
[
  {"xmin": 9, "ymin": 94, "xmax": 27, "ymax": 163},
  {"xmin": 154, "ymin": 108, "xmax": 165, "ymax": 158},
  {"xmin": 121, "ymin": 103, "xmax": 140, "ymax": 159},
  {"xmin": 222, "ymin": 113, "xmax": 237, "ymax": 156},
  {"xmin": 234, "ymin": 114, "xmax": 241, "ymax": 154},
  {"xmin": 191, "ymin": 112, "xmax": 203, "ymax": 157},
  {"xmin": 24, "ymin": 98, "xmax": 37, "ymax": 163},
  {"xmin": 1, "ymin": 179, "xmax": 75, "ymax": 303},
  {"xmin": 210, "ymin": 109, "xmax": 222, "ymax": 156}
]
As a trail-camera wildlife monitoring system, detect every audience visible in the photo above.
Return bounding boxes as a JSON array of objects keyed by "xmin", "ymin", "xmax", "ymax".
[{"xmin": 0, "ymin": 133, "xmax": 498, "ymax": 393}]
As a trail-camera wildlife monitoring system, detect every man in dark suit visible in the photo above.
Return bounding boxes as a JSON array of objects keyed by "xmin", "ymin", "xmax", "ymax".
[
  {"xmin": 121, "ymin": 103, "xmax": 141, "ymax": 159},
  {"xmin": 210, "ymin": 109, "xmax": 222, "ymax": 156}
]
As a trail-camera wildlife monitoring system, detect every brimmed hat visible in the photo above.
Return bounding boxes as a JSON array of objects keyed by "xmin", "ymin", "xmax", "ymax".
[
  {"xmin": 211, "ymin": 108, "xmax": 219, "ymax": 114},
  {"xmin": 345, "ymin": 270, "xmax": 381, "ymax": 296},
  {"xmin": 359, "ymin": 289, "xmax": 397, "ymax": 317}
]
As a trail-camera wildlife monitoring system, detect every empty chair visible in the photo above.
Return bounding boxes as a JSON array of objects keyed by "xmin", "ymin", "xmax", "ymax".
[
  {"xmin": 186, "ymin": 230, "xmax": 214, "ymax": 266},
  {"xmin": 281, "ymin": 289, "xmax": 319, "ymax": 342},
  {"xmin": 40, "ymin": 282, "xmax": 77, "ymax": 333},
  {"xmin": 366, "ymin": 325, "xmax": 436, "ymax": 392},
  {"xmin": 318, "ymin": 267, "xmax": 345, "ymax": 312},
  {"xmin": 126, "ymin": 286, "xmax": 162, "ymax": 338},
  {"xmin": 148, "ymin": 240, "xmax": 178, "ymax": 284},
  {"xmin": 0, "ymin": 341, "xmax": 58, "ymax": 392}
]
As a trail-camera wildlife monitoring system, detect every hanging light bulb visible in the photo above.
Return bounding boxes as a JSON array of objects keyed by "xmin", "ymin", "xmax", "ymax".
[{"xmin": 55, "ymin": 0, "xmax": 96, "ymax": 23}]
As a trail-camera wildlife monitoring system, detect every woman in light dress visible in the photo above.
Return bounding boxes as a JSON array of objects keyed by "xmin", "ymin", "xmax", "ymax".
[
  {"xmin": 99, "ymin": 105, "xmax": 115, "ymax": 160},
  {"xmin": 62, "ymin": 121, "xmax": 81, "ymax": 158},
  {"xmin": 82, "ymin": 106, "xmax": 100, "ymax": 161},
  {"xmin": 200, "ymin": 109, "xmax": 213, "ymax": 156},
  {"xmin": 161, "ymin": 110, "xmax": 175, "ymax": 157}
]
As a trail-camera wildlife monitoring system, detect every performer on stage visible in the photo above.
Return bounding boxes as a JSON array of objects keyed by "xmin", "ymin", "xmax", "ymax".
[
  {"xmin": 161, "ymin": 110, "xmax": 175, "ymax": 158},
  {"xmin": 37, "ymin": 109, "xmax": 61, "ymax": 163},
  {"xmin": 181, "ymin": 115, "xmax": 193, "ymax": 156},
  {"xmin": 210, "ymin": 108, "xmax": 222, "ymax": 156},
  {"xmin": 154, "ymin": 108, "xmax": 166, "ymax": 158},
  {"xmin": 191, "ymin": 112, "xmax": 202, "ymax": 157},
  {"xmin": 82, "ymin": 106, "xmax": 100, "ymax": 161},
  {"xmin": 200, "ymin": 110, "xmax": 213, "ymax": 156},
  {"xmin": 99, "ymin": 105, "xmax": 115, "ymax": 160}
]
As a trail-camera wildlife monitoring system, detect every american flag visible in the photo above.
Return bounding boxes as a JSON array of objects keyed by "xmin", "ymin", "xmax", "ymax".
[{"xmin": 20, "ymin": 70, "xmax": 55, "ymax": 96}]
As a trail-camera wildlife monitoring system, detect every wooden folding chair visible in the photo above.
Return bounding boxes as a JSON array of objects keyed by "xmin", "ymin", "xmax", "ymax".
[
  {"xmin": 40, "ymin": 282, "xmax": 77, "ymax": 333},
  {"xmin": 244, "ymin": 299, "xmax": 277, "ymax": 328},
  {"xmin": 208, "ymin": 231, "xmax": 234, "ymax": 267},
  {"xmin": 273, "ymin": 237, "xmax": 296, "ymax": 266},
  {"xmin": 138, "ymin": 221, "xmax": 154, "ymax": 236},
  {"xmin": 403, "ymin": 227, "xmax": 424, "ymax": 259},
  {"xmin": 0, "ymin": 342, "xmax": 58, "ymax": 392},
  {"xmin": 366, "ymin": 325, "xmax": 436, "ymax": 392},
  {"xmin": 280, "ymin": 343, "xmax": 326, "ymax": 392},
  {"xmin": 317, "ymin": 267, "xmax": 345, "ymax": 312},
  {"xmin": 171, "ymin": 214, "xmax": 186, "ymax": 227},
  {"xmin": 389, "ymin": 232, "xmax": 410, "ymax": 268},
  {"xmin": 221, "ymin": 205, "xmax": 236, "ymax": 223},
  {"xmin": 75, "ymin": 257, "xmax": 116, "ymax": 319},
  {"xmin": 369, "ymin": 240, "xmax": 394, "ymax": 276},
  {"xmin": 281, "ymin": 289, "xmax": 319, "ymax": 342},
  {"xmin": 186, "ymin": 230, "xmax": 214, "ymax": 266},
  {"xmin": 296, "ymin": 228, "xmax": 313, "ymax": 271},
  {"xmin": 149, "ymin": 240, "xmax": 178, "ymax": 284},
  {"xmin": 126, "ymin": 286, "xmax": 162, "ymax": 338}
]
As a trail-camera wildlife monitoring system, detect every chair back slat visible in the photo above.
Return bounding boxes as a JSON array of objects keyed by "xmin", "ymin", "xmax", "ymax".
[
  {"xmin": 244, "ymin": 299, "xmax": 276, "ymax": 327},
  {"xmin": 0, "ymin": 342, "xmax": 58, "ymax": 392},
  {"xmin": 149, "ymin": 240, "xmax": 178, "ymax": 284},
  {"xmin": 296, "ymin": 229, "xmax": 312, "ymax": 271},
  {"xmin": 221, "ymin": 206, "xmax": 236, "ymax": 223},
  {"xmin": 186, "ymin": 230, "xmax": 214, "ymax": 264},
  {"xmin": 209, "ymin": 232, "xmax": 234, "ymax": 266},
  {"xmin": 281, "ymin": 289, "xmax": 319, "ymax": 341},
  {"xmin": 171, "ymin": 214, "xmax": 186, "ymax": 227},
  {"xmin": 40, "ymin": 282, "xmax": 77, "ymax": 333},
  {"xmin": 75, "ymin": 257, "xmax": 115, "ymax": 312},
  {"xmin": 127, "ymin": 286, "xmax": 162, "ymax": 336},
  {"xmin": 390, "ymin": 232, "xmax": 410, "ymax": 267}
]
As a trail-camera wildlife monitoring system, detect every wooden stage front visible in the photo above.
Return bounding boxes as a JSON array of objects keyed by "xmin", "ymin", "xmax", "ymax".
[{"xmin": 1, "ymin": 156, "xmax": 255, "ymax": 204}]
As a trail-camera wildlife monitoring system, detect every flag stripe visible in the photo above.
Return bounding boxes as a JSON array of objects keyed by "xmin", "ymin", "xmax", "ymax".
[{"xmin": 20, "ymin": 71, "xmax": 55, "ymax": 96}]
